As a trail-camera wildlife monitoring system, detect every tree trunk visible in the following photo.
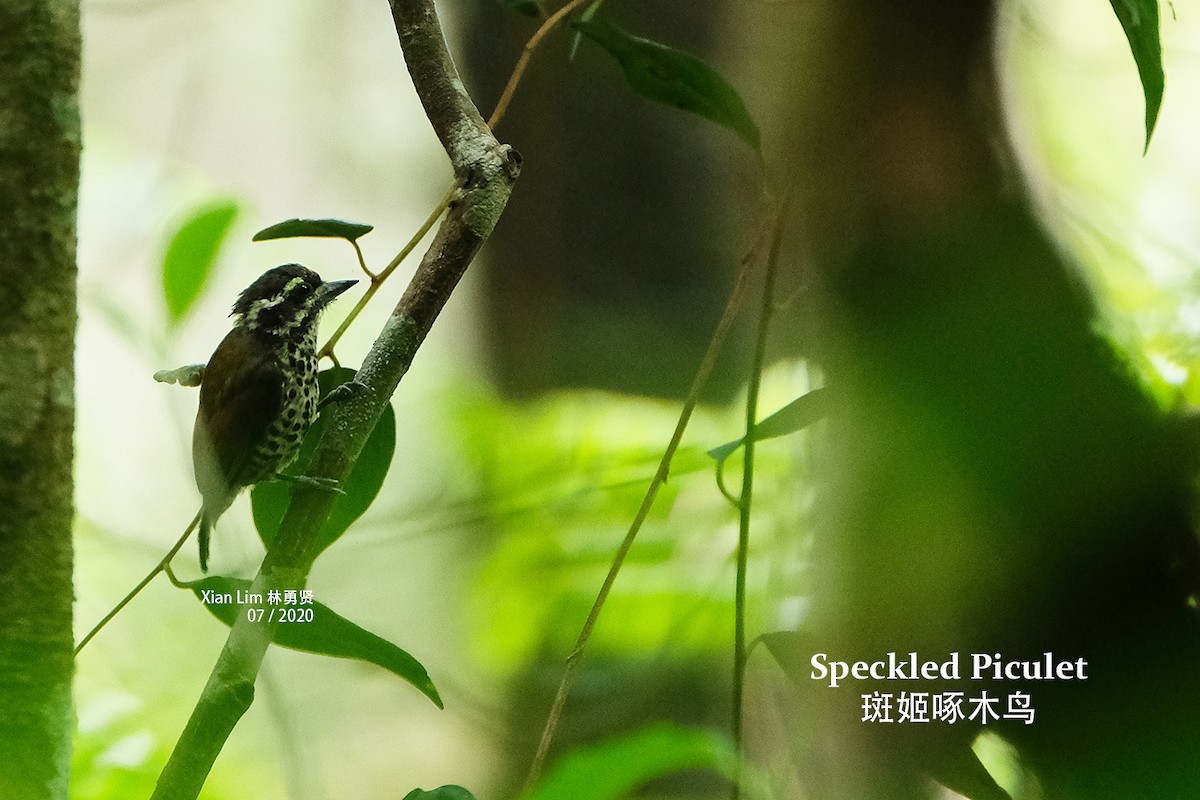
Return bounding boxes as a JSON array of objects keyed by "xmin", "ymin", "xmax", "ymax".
[{"xmin": 0, "ymin": 1, "xmax": 81, "ymax": 797}]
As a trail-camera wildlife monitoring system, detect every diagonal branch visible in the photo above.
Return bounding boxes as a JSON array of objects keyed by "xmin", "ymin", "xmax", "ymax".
[
  {"xmin": 390, "ymin": 0, "xmax": 492, "ymax": 167},
  {"xmin": 149, "ymin": 2, "xmax": 519, "ymax": 797}
]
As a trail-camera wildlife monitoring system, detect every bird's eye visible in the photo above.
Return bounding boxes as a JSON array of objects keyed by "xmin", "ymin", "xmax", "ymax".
[{"xmin": 282, "ymin": 276, "xmax": 312, "ymax": 300}]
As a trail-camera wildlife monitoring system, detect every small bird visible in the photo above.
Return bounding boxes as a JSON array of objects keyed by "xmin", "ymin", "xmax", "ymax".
[{"xmin": 192, "ymin": 264, "xmax": 356, "ymax": 571}]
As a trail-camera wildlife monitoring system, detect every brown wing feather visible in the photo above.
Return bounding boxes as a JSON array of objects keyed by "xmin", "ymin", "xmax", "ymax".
[{"xmin": 192, "ymin": 327, "xmax": 283, "ymax": 518}]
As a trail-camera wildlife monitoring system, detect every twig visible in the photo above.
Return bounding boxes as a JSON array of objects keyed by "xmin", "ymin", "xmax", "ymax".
[
  {"xmin": 488, "ymin": 0, "xmax": 595, "ymax": 129},
  {"xmin": 317, "ymin": 187, "xmax": 452, "ymax": 360},
  {"xmin": 74, "ymin": 510, "xmax": 201, "ymax": 655}
]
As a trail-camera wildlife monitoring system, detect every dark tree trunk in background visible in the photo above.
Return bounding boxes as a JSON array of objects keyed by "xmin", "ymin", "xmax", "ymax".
[
  {"xmin": 0, "ymin": 1, "xmax": 81, "ymax": 797},
  {"xmin": 774, "ymin": 1, "xmax": 1200, "ymax": 798},
  {"xmin": 458, "ymin": 1, "xmax": 751, "ymax": 401}
]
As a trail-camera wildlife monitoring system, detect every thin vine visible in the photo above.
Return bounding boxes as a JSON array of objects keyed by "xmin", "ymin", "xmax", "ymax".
[{"xmin": 731, "ymin": 201, "xmax": 786, "ymax": 799}]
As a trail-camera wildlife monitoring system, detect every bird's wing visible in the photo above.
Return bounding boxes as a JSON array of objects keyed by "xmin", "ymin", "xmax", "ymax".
[{"xmin": 192, "ymin": 328, "xmax": 283, "ymax": 510}]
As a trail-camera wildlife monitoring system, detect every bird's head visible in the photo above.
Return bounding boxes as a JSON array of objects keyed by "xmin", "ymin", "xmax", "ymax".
[{"xmin": 231, "ymin": 264, "xmax": 356, "ymax": 339}]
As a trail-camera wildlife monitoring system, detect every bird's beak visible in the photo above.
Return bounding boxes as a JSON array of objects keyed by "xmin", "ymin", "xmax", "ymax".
[{"xmin": 315, "ymin": 278, "xmax": 357, "ymax": 308}]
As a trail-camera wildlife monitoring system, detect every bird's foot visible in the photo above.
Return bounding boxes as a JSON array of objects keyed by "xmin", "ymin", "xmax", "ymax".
[
  {"xmin": 274, "ymin": 473, "xmax": 346, "ymax": 495},
  {"xmin": 317, "ymin": 379, "xmax": 367, "ymax": 412}
]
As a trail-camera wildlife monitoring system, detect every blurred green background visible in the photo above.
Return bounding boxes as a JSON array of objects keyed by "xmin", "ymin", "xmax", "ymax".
[{"xmin": 71, "ymin": 1, "xmax": 1200, "ymax": 798}]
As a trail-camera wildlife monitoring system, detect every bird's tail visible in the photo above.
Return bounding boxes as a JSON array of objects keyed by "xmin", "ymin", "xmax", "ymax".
[{"xmin": 198, "ymin": 513, "xmax": 212, "ymax": 573}]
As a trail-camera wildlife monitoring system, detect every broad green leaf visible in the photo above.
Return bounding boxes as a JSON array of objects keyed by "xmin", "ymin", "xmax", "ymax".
[
  {"xmin": 708, "ymin": 387, "xmax": 829, "ymax": 463},
  {"xmin": 252, "ymin": 218, "xmax": 374, "ymax": 242},
  {"xmin": 162, "ymin": 199, "xmax": 239, "ymax": 324},
  {"xmin": 493, "ymin": 0, "xmax": 541, "ymax": 17},
  {"xmin": 524, "ymin": 723, "xmax": 763, "ymax": 800},
  {"xmin": 572, "ymin": 19, "xmax": 760, "ymax": 152},
  {"xmin": 190, "ymin": 576, "xmax": 441, "ymax": 707},
  {"xmin": 252, "ymin": 367, "xmax": 396, "ymax": 558},
  {"xmin": 403, "ymin": 787, "xmax": 478, "ymax": 800},
  {"xmin": 1107, "ymin": 0, "xmax": 1164, "ymax": 151}
]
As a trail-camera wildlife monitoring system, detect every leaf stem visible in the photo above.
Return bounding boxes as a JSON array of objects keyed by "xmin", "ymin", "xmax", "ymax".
[
  {"xmin": 714, "ymin": 457, "xmax": 740, "ymax": 506},
  {"xmin": 351, "ymin": 239, "xmax": 376, "ymax": 280}
]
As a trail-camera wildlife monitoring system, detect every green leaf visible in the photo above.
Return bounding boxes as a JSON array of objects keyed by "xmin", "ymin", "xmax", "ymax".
[
  {"xmin": 190, "ymin": 576, "xmax": 442, "ymax": 707},
  {"xmin": 493, "ymin": 0, "xmax": 541, "ymax": 17},
  {"xmin": 568, "ymin": 0, "xmax": 606, "ymax": 60},
  {"xmin": 252, "ymin": 367, "xmax": 396, "ymax": 558},
  {"xmin": 252, "ymin": 218, "xmax": 374, "ymax": 242},
  {"xmin": 708, "ymin": 387, "xmax": 829, "ymax": 463},
  {"xmin": 162, "ymin": 199, "xmax": 239, "ymax": 324},
  {"xmin": 1107, "ymin": 0, "xmax": 1165, "ymax": 151},
  {"xmin": 572, "ymin": 19, "xmax": 760, "ymax": 152},
  {"xmin": 755, "ymin": 630, "xmax": 813, "ymax": 685},
  {"xmin": 403, "ymin": 787, "xmax": 478, "ymax": 800},
  {"xmin": 523, "ymin": 723, "xmax": 762, "ymax": 800}
]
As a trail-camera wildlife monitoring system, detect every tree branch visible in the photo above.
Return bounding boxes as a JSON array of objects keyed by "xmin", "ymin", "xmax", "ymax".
[
  {"xmin": 389, "ymin": 0, "xmax": 492, "ymax": 168},
  {"xmin": 150, "ymin": 2, "xmax": 519, "ymax": 796}
]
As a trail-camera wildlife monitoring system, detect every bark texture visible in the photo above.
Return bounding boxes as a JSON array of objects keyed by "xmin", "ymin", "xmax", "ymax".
[{"xmin": 0, "ymin": 0, "xmax": 81, "ymax": 798}]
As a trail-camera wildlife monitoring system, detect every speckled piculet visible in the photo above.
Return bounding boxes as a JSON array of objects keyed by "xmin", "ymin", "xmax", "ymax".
[{"xmin": 192, "ymin": 264, "xmax": 356, "ymax": 571}]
